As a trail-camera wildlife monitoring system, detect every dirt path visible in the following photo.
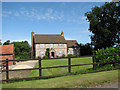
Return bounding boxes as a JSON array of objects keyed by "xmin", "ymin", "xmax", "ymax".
[
  {"xmin": 94, "ymin": 81, "xmax": 119, "ymax": 88},
  {"xmin": 2, "ymin": 60, "xmax": 38, "ymax": 80}
]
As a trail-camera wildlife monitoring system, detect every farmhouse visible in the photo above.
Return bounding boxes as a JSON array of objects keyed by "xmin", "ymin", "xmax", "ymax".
[
  {"xmin": 0, "ymin": 44, "xmax": 15, "ymax": 65},
  {"xmin": 31, "ymin": 32, "xmax": 80, "ymax": 58}
]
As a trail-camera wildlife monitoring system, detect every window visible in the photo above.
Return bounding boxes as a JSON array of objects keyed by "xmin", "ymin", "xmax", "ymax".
[
  {"xmin": 40, "ymin": 52, "xmax": 44, "ymax": 56},
  {"xmin": 70, "ymin": 51, "xmax": 74, "ymax": 54},
  {"xmin": 50, "ymin": 44, "xmax": 53, "ymax": 48},
  {"xmin": 40, "ymin": 44, "xmax": 44, "ymax": 48},
  {"xmin": 59, "ymin": 51, "xmax": 63, "ymax": 56},
  {"xmin": 59, "ymin": 44, "xmax": 63, "ymax": 47}
]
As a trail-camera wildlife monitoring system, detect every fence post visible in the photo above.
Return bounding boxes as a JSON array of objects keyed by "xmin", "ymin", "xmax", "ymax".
[
  {"xmin": 114, "ymin": 54, "xmax": 116, "ymax": 68},
  {"xmin": 93, "ymin": 55, "xmax": 96, "ymax": 70},
  {"xmin": 6, "ymin": 59, "xmax": 9, "ymax": 83},
  {"xmin": 68, "ymin": 57, "xmax": 71, "ymax": 73},
  {"xmin": 39, "ymin": 59, "xmax": 42, "ymax": 78}
]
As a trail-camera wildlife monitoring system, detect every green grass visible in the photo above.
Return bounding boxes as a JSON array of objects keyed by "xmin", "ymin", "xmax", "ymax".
[
  {"xmin": 2, "ymin": 70, "xmax": 118, "ymax": 88},
  {"xmin": 28, "ymin": 57, "xmax": 93, "ymax": 77}
]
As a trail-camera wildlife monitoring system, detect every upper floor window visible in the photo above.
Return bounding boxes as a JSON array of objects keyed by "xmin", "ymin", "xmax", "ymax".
[
  {"xmin": 40, "ymin": 44, "xmax": 44, "ymax": 48},
  {"xmin": 58, "ymin": 44, "xmax": 63, "ymax": 47},
  {"xmin": 50, "ymin": 44, "xmax": 53, "ymax": 48}
]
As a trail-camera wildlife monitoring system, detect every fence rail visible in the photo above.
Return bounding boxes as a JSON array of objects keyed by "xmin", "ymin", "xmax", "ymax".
[{"xmin": 1, "ymin": 54, "xmax": 120, "ymax": 83}]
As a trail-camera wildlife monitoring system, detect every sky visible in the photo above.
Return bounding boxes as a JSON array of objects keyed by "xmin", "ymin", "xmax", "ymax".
[{"xmin": 2, "ymin": 2, "xmax": 105, "ymax": 45}]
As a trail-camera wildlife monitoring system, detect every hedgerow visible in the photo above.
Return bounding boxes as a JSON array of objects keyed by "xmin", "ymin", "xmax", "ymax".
[{"xmin": 95, "ymin": 46, "xmax": 120, "ymax": 69}]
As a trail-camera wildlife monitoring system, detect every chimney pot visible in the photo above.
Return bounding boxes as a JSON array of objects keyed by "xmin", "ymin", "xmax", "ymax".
[{"xmin": 61, "ymin": 32, "xmax": 64, "ymax": 36}]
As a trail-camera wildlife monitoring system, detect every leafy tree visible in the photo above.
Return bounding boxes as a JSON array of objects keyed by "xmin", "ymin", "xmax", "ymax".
[
  {"xmin": 79, "ymin": 43, "xmax": 93, "ymax": 56},
  {"xmin": 0, "ymin": 40, "xmax": 2, "ymax": 45},
  {"xmin": 45, "ymin": 48, "xmax": 50, "ymax": 58},
  {"xmin": 85, "ymin": 2, "xmax": 120, "ymax": 50},
  {"xmin": 3, "ymin": 40, "xmax": 10, "ymax": 45},
  {"xmin": 11, "ymin": 41, "xmax": 31, "ymax": 59}
]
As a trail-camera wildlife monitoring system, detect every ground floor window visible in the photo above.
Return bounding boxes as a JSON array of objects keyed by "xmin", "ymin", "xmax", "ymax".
[
  {"xmin": 59, "ymin": 51, "xmax": 63, "ymax": 56},
  {"xmin": 40, "ymin": 51, "xmax": 44, "ymax": 56}
]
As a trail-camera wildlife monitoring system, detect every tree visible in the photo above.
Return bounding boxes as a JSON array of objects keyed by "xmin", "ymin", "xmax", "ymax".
[
  {"xmin": 85, "ymin": 2, "xmax": 120, "ymax": 50},
  {"xmin": 11, "ymin": 41, "xmax": 31, "ymax": 59},
  {"xmin": 3, "ymin": 40, "xmax": 10, "ymax": 45},
  {"xmin": 79, "ymin": 43, "xmax": 93, "ymax": 56},
  {"xmin": 0, "ymin": 40, "xmax": 2, "ymax": 45}
]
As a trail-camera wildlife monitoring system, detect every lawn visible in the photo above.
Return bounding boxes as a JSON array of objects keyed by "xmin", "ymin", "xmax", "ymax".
[
  {"xmin": 28, "ymin": 57, "xmax": 93, "ymax": 77},
  {"xmin": 2, "ymin": 70, "xmax": 118, "ymax": 88}
]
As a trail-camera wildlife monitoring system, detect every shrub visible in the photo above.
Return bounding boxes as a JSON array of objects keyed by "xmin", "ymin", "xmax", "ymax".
[
  {"xmin": 67, "ymin": 54, "xmax": 75, "ymax": 57},
  {"xmin": 56, "ymin": 55, "xmax": 59, "ymax": 58},
  {"xmin": 43, "ymin": 56, "xmax": 48, "ymax": 59},
  {"xmin": 95, "ymin": 46, "xmax": 120, "ymax": 69},
  {"xmin": 38, "ymin": 56, "xmax": 41, "ymax": 59},
  {"xmin": 62, "ymin": 54, "xmax": 65, "ymax": 58}
]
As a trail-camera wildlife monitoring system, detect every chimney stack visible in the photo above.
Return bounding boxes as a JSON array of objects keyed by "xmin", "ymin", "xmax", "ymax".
[
  {"xmin": 31, "ymin": 31, "xmax": 34, "ymax": 58},
  {"xmin": 61, "ymin": 32, "xmax": 64, "ymax": 36},
  {"xmin": 31, "ymin": 31, "xmax": 34, "ymax": 46}
]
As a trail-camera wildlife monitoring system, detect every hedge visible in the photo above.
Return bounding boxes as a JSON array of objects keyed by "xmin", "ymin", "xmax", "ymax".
[{"xmin": 95, "ymin": 46, "xmax": 120, "ymax": 69}]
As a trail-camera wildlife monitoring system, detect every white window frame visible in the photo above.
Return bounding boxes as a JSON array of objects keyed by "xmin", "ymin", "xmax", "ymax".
[
  {"xmin": 70, "ymin": 50, "xmax": 74, "ymax": 54},
  {"xmin": 58, "ymin": 44, "xmax": 63, "ymax": 47},
  {"xmin": 59, "ymin": 51, "xmax": 63, "ymax": 56},
  {"xmin": 40, "ymin": 51, "xmax": 44, "ymax": 56},
  {"xmin": 40, "ymin": 44, "xmax": 44, "ymax": 48},
  {"xmin": 50, "ymin": 44, "xmax": 53, "ymax": 48}
]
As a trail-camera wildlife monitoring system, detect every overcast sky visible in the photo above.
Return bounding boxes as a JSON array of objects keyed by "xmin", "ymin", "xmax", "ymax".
[{"xmin": 2, "ymin": 2, "xmax": 105, "ymax": 45}]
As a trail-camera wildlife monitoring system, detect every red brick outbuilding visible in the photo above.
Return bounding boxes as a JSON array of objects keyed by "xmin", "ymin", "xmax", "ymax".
[{"xmin": 0, "ymin": 44, "xmax": 15, "ymax": 65}]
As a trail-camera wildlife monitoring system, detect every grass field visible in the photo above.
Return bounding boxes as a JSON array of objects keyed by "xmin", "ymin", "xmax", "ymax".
[
  {"xmin": 2, "ymin": 57, "xmax": 118, "ymax": 88},
  {"xmin": 2, "ymin": 70, "xmax": 118, "ymax": 88},
  {"xmin": 28, "ymin": 57, "xmax": 93, "ymax": 77}
]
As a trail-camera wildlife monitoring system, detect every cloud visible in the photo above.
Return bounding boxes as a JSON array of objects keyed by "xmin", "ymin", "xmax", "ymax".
[
  {"xmin": 2, "ymin": 11, "xmax": 12, "ymax": 17},
  {"xmin": 14, "ymin": 11, "xmax": 19, "ymax": 16},
  {"xmin": 81, "ymin": 16, "xmax": 86, "ymax": 20},
  {"xmin": 2, "ymin": 7, "xmax": 88, "ymax": 24}
]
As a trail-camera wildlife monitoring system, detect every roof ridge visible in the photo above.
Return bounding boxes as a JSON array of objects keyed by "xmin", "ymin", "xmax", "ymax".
[
  {"xmin": 66, "ymin": 40, "xmax": 77, "ymax": 41},
  {"xmin": 35, "ymin": 34, "xmax": 61, "ymax": 36}
]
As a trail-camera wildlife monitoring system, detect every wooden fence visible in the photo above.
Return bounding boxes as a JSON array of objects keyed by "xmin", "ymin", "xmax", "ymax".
[{"xmin": 1, "ymin": 54, "xmax": 120, "ymax": 83}]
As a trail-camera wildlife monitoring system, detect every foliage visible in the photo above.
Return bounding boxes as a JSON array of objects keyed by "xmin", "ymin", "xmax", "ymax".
[
  {"xmin": 62, "ymin": 54, "xmax": 65, "ymax": 58},
  {"xmin": 3, "ymin": 40, "xmax": 10, "ymax": 45},
  {"xmin": 67, "ymin": 54, "xmax": 75, "ymax": 57},
  {"xmin": 38, "ymin": 56, "xmax": 41, "ymax": 59},
  {"xmin": 56, "ymin": 55, "xmax": 59, "ymax": 58},
  {"xmin": 85, "ymin": 2, "xmax": 120, "ymax": 49},
  {"xmin": 43, "ymin": 56, "xmax": 48, "ymax": 59},
  {"xmin": 79, "ymin": 43, "xmax": 93, "ymax": 56},
  {"xmin": 95, "ymin": 46, "xmax": 120, "ymax": 68},
  {"xmin": 45, "ymin": 48, "xmax": 50, "ymax": 58},
  {"xmin": 0, "ymin": 40, "xmax": 2, "ymax": 45},
  {"xmin": 11, "ymin": 41, "xmax": 31, "ymax": 59}
]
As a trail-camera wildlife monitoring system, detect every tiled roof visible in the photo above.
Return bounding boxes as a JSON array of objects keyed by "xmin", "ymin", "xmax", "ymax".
[
  {"xmin": 66, "ymin": 40, "xmax": 78, "ymax": 48},
  {"xmin": 34, "ymin": 34, "xmax": 67, "ymax": 44},
  {"xmin": 0, "ymin": 44, "xmax": 14, "ymax": 54}
]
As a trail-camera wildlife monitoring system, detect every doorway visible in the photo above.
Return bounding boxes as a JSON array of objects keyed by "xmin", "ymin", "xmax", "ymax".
[{"xmin": 51, "ymin": 52, "xmax": 54, "ymax": 58}]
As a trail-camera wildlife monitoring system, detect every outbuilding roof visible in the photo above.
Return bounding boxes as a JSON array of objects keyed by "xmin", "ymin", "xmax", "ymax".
[
  {"xmin": 66, "ymin": 40, "xmax": 78, "ymax": 48},
  {"xmin": 0, "ymin": 44, "xmax": 14, "ymax": 55}
]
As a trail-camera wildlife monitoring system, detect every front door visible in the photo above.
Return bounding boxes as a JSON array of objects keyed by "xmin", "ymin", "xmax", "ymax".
[{"xmin": 51, "ymin": 52, "xmax": 54, "ymax": 58}]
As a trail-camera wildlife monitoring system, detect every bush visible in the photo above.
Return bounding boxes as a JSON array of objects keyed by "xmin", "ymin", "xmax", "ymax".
[
  {"xmin": 43, "ymin": 56, "xmax": 48, "ymax": 59},
  {"xmin": 38, "ymin": 56, "xmax": 41, "ymax": 59},
  {"xmin": 56, "ymin": 55, "xmax": 59, "ymax": 58},
  {"xmin": 62, "ymin": 54, "xmax": 65, "ymax": 58},
  {"xmin": 67, "ymin": 54, "xmax": 75, "ymax": 57},
  {"xmin": 95, "ymin": 46, "xmax": 120, "ymax": 69}
]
